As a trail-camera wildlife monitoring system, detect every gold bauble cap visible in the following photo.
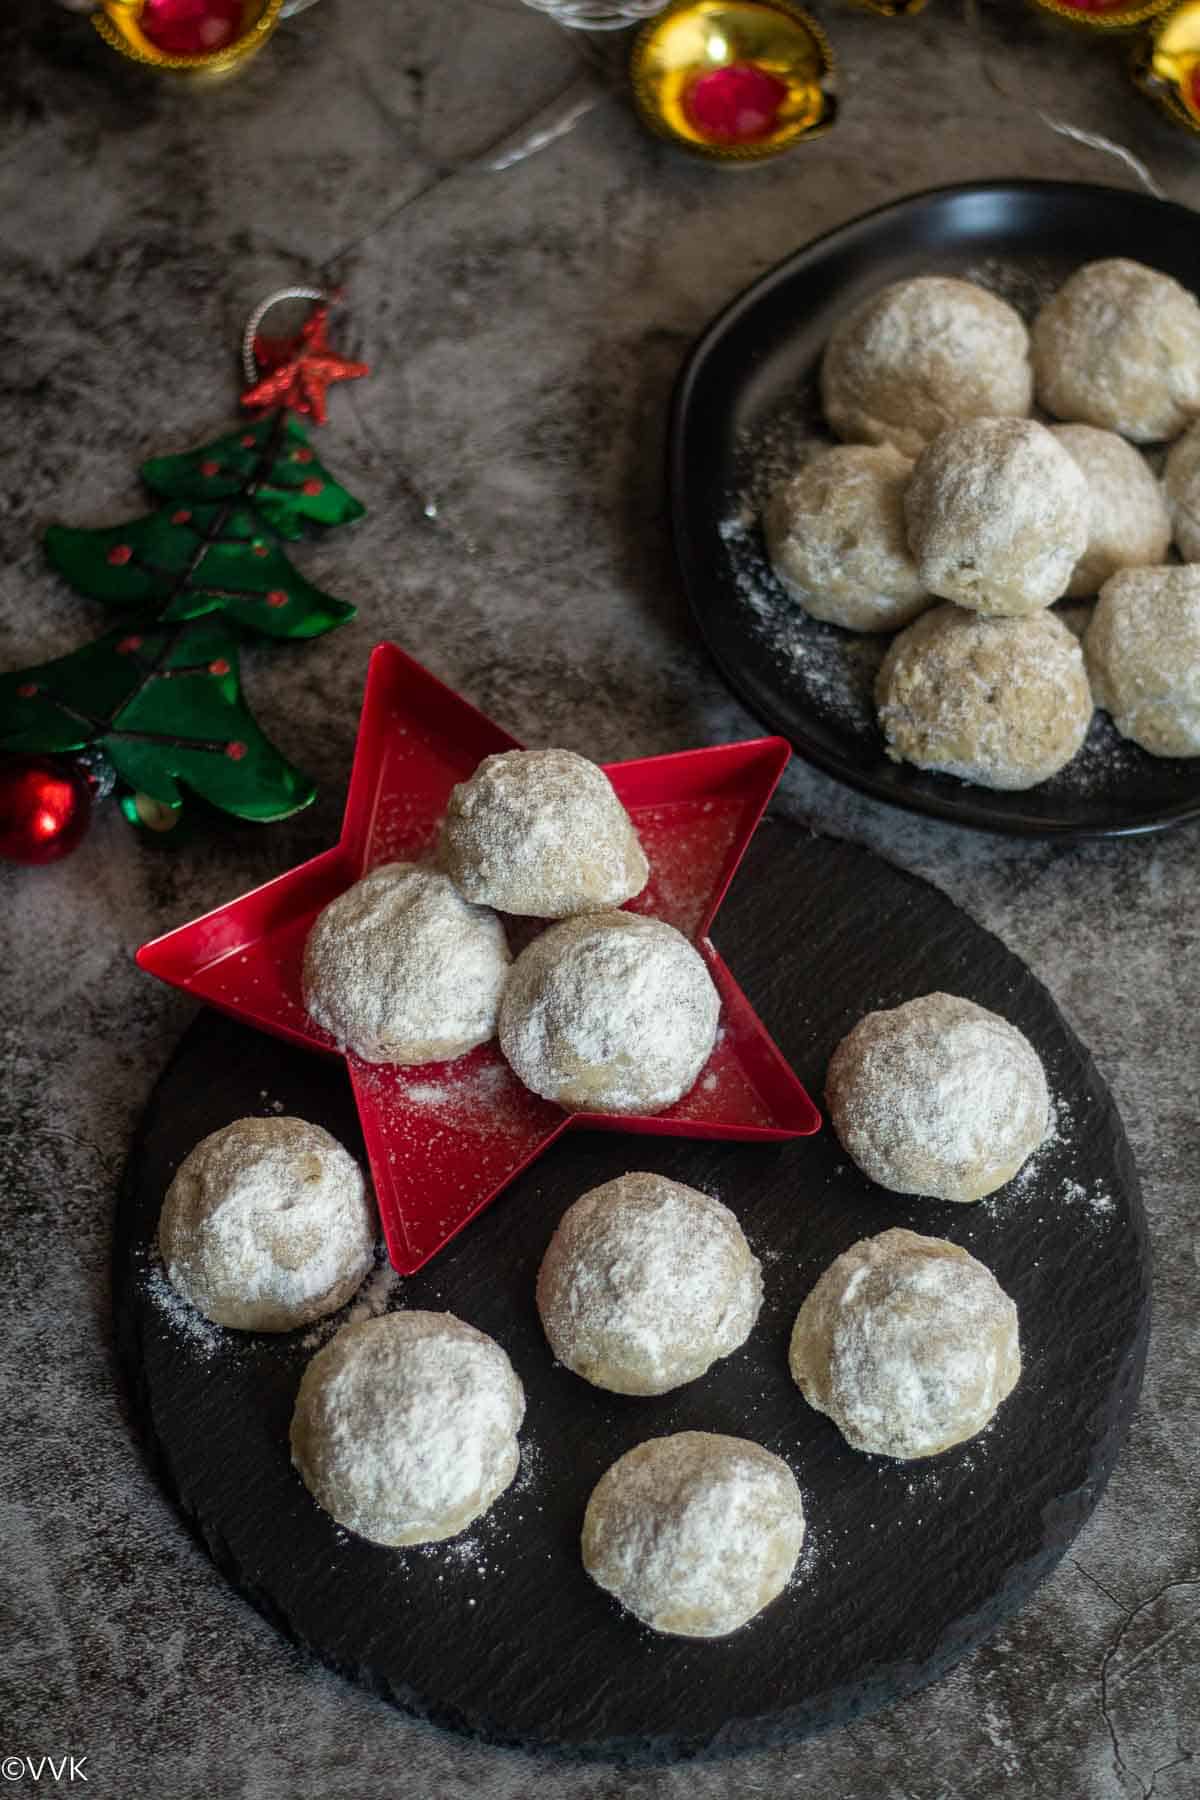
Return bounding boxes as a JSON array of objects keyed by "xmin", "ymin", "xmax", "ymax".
[
  {"xmin": 847, "ymin": 0, "xmax": 930, "ymax": 15},
  {"xmin": 1132, "ymin": 0, "xmax": 1200, "ymax": 127},
  {"xmin": 1028, "ymin": 0, "xmax": 1173, "ymax": 29},
  {"xmin": 630, "ymin": 0, "xmax": 837, "ymax": 164}
]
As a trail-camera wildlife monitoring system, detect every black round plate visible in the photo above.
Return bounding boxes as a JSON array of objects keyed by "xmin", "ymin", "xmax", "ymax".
[
  {"xmin": 114, "ymin": 824, "xmax": 1149, "ymax": 1761},
  {"xmin": 670, "ymin": 179, "xmax": 1200, "ymax": 838}
]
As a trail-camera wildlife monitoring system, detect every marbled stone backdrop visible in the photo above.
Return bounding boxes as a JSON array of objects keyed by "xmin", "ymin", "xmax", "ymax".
[{"xmin": 0, "ymin": 1, "xmax": 1196, "ymax": 1795}]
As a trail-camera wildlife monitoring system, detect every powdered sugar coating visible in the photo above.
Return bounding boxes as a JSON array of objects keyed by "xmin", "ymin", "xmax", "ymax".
[
  {"xmin": 1050, "ymin": 425, "xmax": 1171, "ymax": 597},
  {"xmin": 1085, "ymin": 565, "xmax": 1200, "ymax": 757},
  {"xmin": 439, "ymin": 748, "xmax": 648, "ymax": 918},
  {"xmin": 904, "ymin": 418, "xmax": 1089, "ymax": 615},
  {"xmin": 1164, "ymin": 420, "xmax": 1200, "ymax": 563},
  {"xmin": 1032, "ymin": 259, "xmax": 1200, "ymax": 444},
  {"xmin": 826, "ymin": 992, "xmax": 1050, "ymax": 1203},
  {"xmin": 876, "ymin": 605, "xmax": 1092, "ymax": 790},
  {"xmin": 821, "ymin": 276, "xmax": 1033, "ymax": 460},
  {"xmin": 159, "ymin": 1116, "xmax": 375, "ymax": 1333},
  {"xmin": 581, "ymin": 1432, "xmax": 805, "ymax": 1637},
  {"xmin": 789, "ymin": 1228, "xmax": 1020, "ymax": 1460},
  {"xmin": 498, "ymin": 911, "xmax": 720, "ymax": 1114},
  {"xmin": 763, "ymin": 444, "xmax": 930, "ymax": 633},
  {"xmin": 536, "ymin": 1173, "xmax": 762, "ymax": 1396},
  {"xmin": 290, "ymin": 1311, "xmax": 525, "ymax": 1546},
  {"xmin": 303, "ymin": 862, "xmax": 510, "ymax": 1065}
]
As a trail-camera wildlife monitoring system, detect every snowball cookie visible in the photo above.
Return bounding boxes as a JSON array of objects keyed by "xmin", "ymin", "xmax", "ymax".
[
  {"xmin": 159, "ymin": 1117, "xmax": 375, "ymax": 1333},
  {"xmin": 876, "ymin": 605, "xmax": 1092, "ymax": 790},
  {"xmin": 1051, "ymin": 425, "xmax": 1171, "ymax": 597},
  {"xmin": 1086, "ymin": 565, "xmax": 1200, "ymax": 757},
  {"xmin": 536, "ymin": 1173, "xmax": 762, "ymax": 1396},
  {"xmin": 290, "ymin": 1311, "xmax": 525, "ymax": 1546},
  {"xmin": 789, "ymin": 1228, "xmax": 1020, "ymax": 1460},
  {"xmin": 1165, "ymin": 420, "xmax": 1200, "ymax": 563},
  {"xmin": 303, "ymin": 862, "xmax": 510, "ymax": 1065},
  {"xmin": 581, "ymin": 1432, "xmax": 805, "ymax": 1638},
  {"xmin": 821, "ymin": 276, "xmax": 1033, "ymax": 460},
  {"xmin": 763, "ymin": 445, "xmax": 930, "ymax": 633},
  {"xmin": 1032, "ymin": 259, "xmax": 1200, "ymax": 444},
  {"xmin": 499, "ymin": 911, "xmax": 720, "ymax": 1114},
  {"xmin": 904, "ymin": 418, "xmax": 1089, "ymax": 615},
  {"xmin": 439, "ymin": 748, "xmax": 649, "ymax": 919},
  {"xmin": 825, "ymin": 992, "xmax": 1050, "ymax": 1203}
]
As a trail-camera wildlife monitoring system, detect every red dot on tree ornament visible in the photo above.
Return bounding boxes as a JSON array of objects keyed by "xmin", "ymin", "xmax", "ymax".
[
  {"xmin": 241, "ymin": 434, "xmax": 257, "ymax": 449},
  {"xmin": 0, "ymin": 755, "xmax": 92, "ymax": 865},
  {"xmin": 117, "ymin": 635, "xmax": 144, "ymax": 655},
  {"xmin": 171, "ymin": 509, "xmax": 192, "ymax": 525},
  {"xmin": 208, "ymin": 658, "xmax": 231, "ymax": 676},
  {"xmin": 683, "ymin": 61, "xmax": 789, "ymax": 144},
  {"xmin": 252, "ymin": 542, "xmax": 269, "ymax": 558},
  {"xmin": 225, "ymin": 741, "xmax": 248, "ymax": 762},
  {"xmin": 107, "ymin": 544, "xmax": 133, "ymax": 566},
  {"xmin": 301, "ymin": 478, "xmax": 324, "ymax": 497},
  {"xmin": 17, "ymin": 683, "xmax": 38, "ymax": 699},
  {"xmin": 293, "ymin": 449, "xmax": 314, "ymax": 465},
  {"xmin": 200, "ymin": 459, "xmax": 221, "ymax": 478},
  {"xmin": 139, "ymin": 0, "xmax": 244, "ymax": 56},
  {"xmin": 266, "ymin": 589, "xmax": 289, "ymax": 608}
]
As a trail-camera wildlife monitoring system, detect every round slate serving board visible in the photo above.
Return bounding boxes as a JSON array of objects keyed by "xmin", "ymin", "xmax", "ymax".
[{"xmin": 113, "ymin": 824, "xmax": 1149, "ymax": 1761}]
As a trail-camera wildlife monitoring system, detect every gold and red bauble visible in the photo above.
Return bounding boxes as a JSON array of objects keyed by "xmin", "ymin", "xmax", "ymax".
[
  {"xmin": 92, "ymin": 0, "xmax": 283, "ymax": 75},
  {"xmin": 1132, "ymin": 0, "xmax": 1200, "ymax": 128},
  {"xmin": 630, "ymin": 0, "xmax": 836, "ymax": 162}
]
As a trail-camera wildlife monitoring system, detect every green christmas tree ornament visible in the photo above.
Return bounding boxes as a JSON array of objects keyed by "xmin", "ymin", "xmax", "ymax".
[{"xmin": 0, "ymin": 289, "xmax": 368, "ymax": 863}]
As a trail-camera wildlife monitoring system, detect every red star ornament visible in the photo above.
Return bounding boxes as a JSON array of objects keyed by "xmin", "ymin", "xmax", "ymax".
[
  {"xmin": 240, "ymin": 305, "xmax": 369, "ymax": 426},
  {"xmin": 137, "ymin": 645, "xmax": 821, "ymax": 1272}
]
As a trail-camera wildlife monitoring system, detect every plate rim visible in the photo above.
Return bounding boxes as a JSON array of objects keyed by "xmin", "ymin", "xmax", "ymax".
[{"xmin": 669, "ymin": 176, "xmax": 1200, "ymax": 841}]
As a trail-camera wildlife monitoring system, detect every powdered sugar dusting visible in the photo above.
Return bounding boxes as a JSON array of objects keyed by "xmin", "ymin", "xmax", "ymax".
[
  {"xmin": 582, "ymin": 1433, "xmax": 806, "ymax": 1637},
  {"xmin": 537, "ymin": 1173, "xmax": 762, "ymax": 1394},
  {"xmin": 624, "ymin": 795, "xmax": 744, "ymax": 938},
  {"xmin": 142, "ymin": 1252, "xmax": 228, "ymax": 1360},
  {"xmin": 439, "ymin": 749, "xmax": 649, "ymax": 918},
  {"xmin": 303, "ymin": 863, "xmax": 511, "ymax": 1066},
  {"xmin": 721, "ymin": 508, "xmax": 884, "ymax": 739},
  {"xmin": 291, "ymin": 1312, "xmax": 526, "ymax": 1547},
  {"xmin": 499, "ymin": 913, "xmax": 720, "ymax": 1114},
  {"xmin": 159, "ymin": 1117, "xmax": 376, "ymax": 1333},
  {"xmin": 397, "ymin": 1062, "xmax": 511, "ymax": 1113},
  {"xmin": 822, "ymin": 275, "xmax": 1032, "ymax": 459},
  {"xmin": 796, "ymin": 1229, "xmax": 1020, "ymax": 1461},
  {"xmin": 827, "ymin": 994, "xmax": 1050, "ymax": 1203},
  {"xmin": 1059, "ymin": 1176, "xmax": 1116, "ymax": 1218},
  {"xmin": 903, "ymin": 418, "xmax": 1088, "ymax": 614}
]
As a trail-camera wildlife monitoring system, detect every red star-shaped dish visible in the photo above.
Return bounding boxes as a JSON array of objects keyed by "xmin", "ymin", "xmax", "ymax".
[
  {"xmin": 240, "ymin": 305, "xmax": 370, "ymax": 426},
  {"xmin": 137, "ymin": 645, "xmax": 821, "ymax": 1272}
]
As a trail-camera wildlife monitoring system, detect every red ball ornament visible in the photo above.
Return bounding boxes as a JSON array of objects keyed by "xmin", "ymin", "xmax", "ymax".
[
  {"xmin": 0, "ymin": 756, "xmax": 92, "ymax": 865},
  {"xmin": 138, "ymin": 0, "xmax": 245, "ymax": 56},
  {"xmin": 683, "ymin": 62, "xmax": 790, "ymax": 142}
]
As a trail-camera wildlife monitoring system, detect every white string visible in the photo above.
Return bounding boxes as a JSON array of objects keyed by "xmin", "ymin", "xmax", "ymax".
[
  {"xmin": 962, "ymin": 0, "xmax": 1169, "ymax": 202},
  {"xmin": 1031, "ymin": 112, "xmax": 1167, "ymax": 201},
  {"xmin": 241, "ymin": 286, "xmax": 326, "ymax": 387}
]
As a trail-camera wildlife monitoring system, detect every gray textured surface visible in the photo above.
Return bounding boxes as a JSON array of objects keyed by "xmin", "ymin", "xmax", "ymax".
[{"xmin": 0, "ymin": 0, "xmax": 1197, "ymax": 1795}]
